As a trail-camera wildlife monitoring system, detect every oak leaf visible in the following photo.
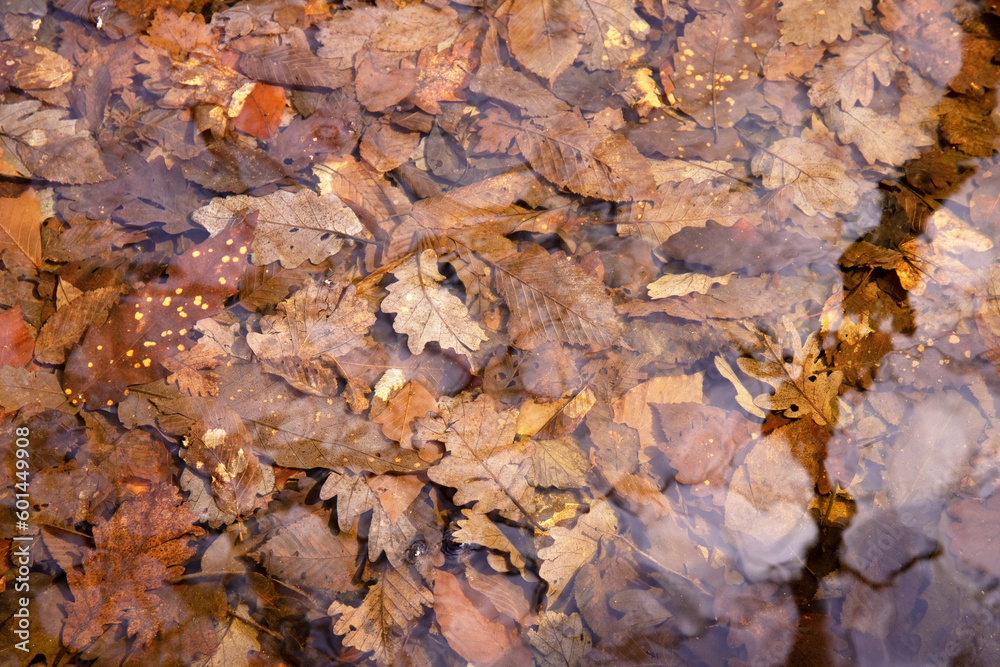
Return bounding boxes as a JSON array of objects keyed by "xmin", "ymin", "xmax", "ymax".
[
  {"xmin": 329, "ymin": 565, "xmax": 433, "ymax": 664},
  {"xmin": 778, "ymin": 0, "xmax": 870, "ymax": 47},
  {"xmin": 537, "ymin": 499, "xmax": 619, "ymax": 600},
  {"xmin": 246, "ymin": 279, "xmax": 375, "ymax": 395},
  {"xmin": 807, "ymin": 34, "xmax": 900, "ymax": 108},
  {"xmin": 453, "ymin": 508, "xmax": 529, "ymax": 571},
  {"xmin": 382, "ymin": 249, "xmax": 488, "ymax": 365},
  {"xmin": 647, "ymin": 271, "xmax": 736, "ymax": 299},
  {"xmin": 61, "ymin": 486, "xmax": 204, "ymax": 652},
  {"xmin": 575, "ymin": 0, "xmax": 650, "ymax": 71},
  {"xmin": 751, "ymin": 137, "xmax": 860, "ymax": 217},
  {"xmin": 426, "ymin": 394, "xmax": 538, "ymax": 523},
  {"xmin": 825, "ymin": 104, "xmax": 929, "ymax": 166},
  {"xmin": 615, "ymin": 179, "xmax": 762, "ymax": 246},
  {"xmin": 193, "ymin": 189, "xmax": 364, "ymax": 269}
]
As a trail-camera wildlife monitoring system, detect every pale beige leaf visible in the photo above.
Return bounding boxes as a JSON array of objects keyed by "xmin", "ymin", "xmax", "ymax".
[
  {"xmin": 647, "ymin": 272, "xmax": 736, "ymax": 299},
  {"xmin": 206, "ymin": 604, "xmax": 259, "ymax": 667},
  {"xmin": 530, "ymin": 436, "xmax": 588, "ymax": 489},
  {"xmin": 714, "ymin": 355, "xmax": 767, "ymax": 419},
  {"xmin": 825, "ymin": 105, "xmax": 929, "ymax": 167},
  {"xmin": 778, "ymin": 0, "xmax": 870, "ymax": 47},
  {"xmin": 612, "ymin": 373, "xmax": 704, "ymax": 448},
  {"xmin": 528, "ymin": 611, "xmax": 592, "ymax": 667},
  {"xmin": 537, "ymin": 499, "xmax": 618, "ymax": 600},
  {"xmin": 615, "ymin": 179, "xmax": 761, "ymax": 245},
  {"xmin": 807, "ymin": 34, "xmax": 900, "ymax": 108},
  {"xmin": 724, "ymin": 426, "xmax": 817, "ymax": 577},
  {"xmin": 382, "ymin": 249, "xmax": 488, "ymax": 364},
  {"xmin": 751, "ymin": 137, "xmax": 860, "ymax": 217},
  {"xmin": 192, "ymin": 189, "xmax": 364, "ymax": 268},
  {"xmin": 454, "ymin": 509, "xmax": 528, "ymax": 570}
]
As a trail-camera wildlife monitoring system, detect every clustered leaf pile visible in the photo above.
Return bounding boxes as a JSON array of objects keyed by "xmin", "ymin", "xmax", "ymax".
[{"xmin": 3, "ymin": 0, "xmax": 1000, "ymax": 664}]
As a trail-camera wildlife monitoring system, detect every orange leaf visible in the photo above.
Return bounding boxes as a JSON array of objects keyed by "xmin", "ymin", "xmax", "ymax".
[
  {"xmin": 0, "ymin": 304, "xmax": 33, "ymax": 368},
  {"xmin": 373, "ymin": 381, "xmax": 437, "ymax": 449},
  {"xmin": 0, "ymin": 188, "xmax": 42, "ymax": 269},
  {"xmin": 233, "ymin": 83, "xmax": 286, "ymax": 141}
]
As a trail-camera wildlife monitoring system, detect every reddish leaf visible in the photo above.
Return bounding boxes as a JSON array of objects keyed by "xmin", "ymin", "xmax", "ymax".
[
  {"xmin": 232, "ymin": 83, "xmax": 286, "ymax": 141},
  {"xmin": 0, "ymin": 304, "xmax": 33, "ymax": 367}
]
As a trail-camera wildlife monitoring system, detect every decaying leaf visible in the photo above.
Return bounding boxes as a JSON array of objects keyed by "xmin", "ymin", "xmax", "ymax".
[
  {"xmin": 382, "ymin": 249, "xmax": 488, "ymax": 365},
  {"xmin": 778, "ymin": 0, "xmax": 871, "ymax": 47},
  {"xmin": 751, "ymin": 136, "xmax": 861, "ymax": 217},
  {"xmin": 193, "ymin": 189, "xmax": 364, "ymax": 268},
  {"xmin": 538, "ymin": 499, "xmax": 619, "ymax": 601}
]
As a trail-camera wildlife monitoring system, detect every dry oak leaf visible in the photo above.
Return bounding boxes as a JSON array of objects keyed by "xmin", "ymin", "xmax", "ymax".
[
  {"xmin": 372, "ymin": 380, "xmax": 437, "ymax": 450},
  {"xmin": 61, "ymin": 486, "xmax": 205, "ymax": 652},
  {"xmin": 434, "ymin": 570, "xmax": 534, "ymax": 667},
  {"xmin": 0, "ymin": 304, "xmax": 33, "ymax": 368},
  {"xmin": 825, "ymin": 104, "xmax": 929, "ymax": 167},
  {"xmin": 751, "ymin": 136, "xmax": 860, "ymax": 217},
  {"xmin": 807, "ymin": 33, "xmax": 900, "ymax": 108},
  {"xmin": 0, "ymin": 101, "xmax": 112, "ymax": 184},
  {"xmin": 410, "ymin": 39, "xmax": 479, "ymax": 115},
  {"xmin": 329, "ymin": 565, "xmax": 433, "ymax": 664},
  {"xmin": 0, "ymin": 188, "xmax": 42, "ymax": 269},
  {"xmin": 62, "ymin": 216, "xmax": 255, "ymax": 408},
  {"xmin": 647, "ymin": 271, "xmax": 736, "ymax": 298},
  {"xmin": 246, "ymin": 279, "xmax": 375, "ymax": 393},
  {"xmin": 615, "ymin": 179, "xmax": 762, "ymax": 246},
  {"xmin": 248, "ymin": 504, "xmax": 359, "ymax": 593},
  {"xmin": 516, "ymin": 111, "xmax": 657, "ymax": 202},
  {"xmin": 505, "ymin": 0, "xmax": 581, "ymax": 82},
  {"xmin": 454, "ymin": 508, "xmax": 529, "ymax": 571},
  {"xmin": 161, "ymin": 341, "xmax": 225, "ymax": 397},
  {"xmin": 193, "ymin": 189, "xmax": 364, "ymax": 269},
  {"xmin": 530, "ymin": 436, "xmax": 589, "ymax": 489},
  {"xmin": 145, "ymin": 362, "xmax": 424, "ymax": 475},
  {"xmin": 493, "ymin": 245, "xmax": 619, "ymax": 350},
  {"xmin": 527, "ymin": 611, "xmax": 592, "ymax": 667},
  {"xmin": 672, "ymin": 13, "xmax": 759, "ymax": 129},
  {"xmin": 575, "ymin": 0, "xmax": 650, "ymax": 71},
  {"xmin": 382, "ymin": 249, "xmax": 488, "ymax": 365},
  {"xmin": 778, "ymin": 0, "xmax": 871, "ymax": 47},
  {"xmin": 537, "ymin": 498, "xmax": 619, "ymax": 601},
  {"xmin": 427, "ymin": 394, "xmax": 539, "ymax": 524},
  {"xmin": 947, "ymin": 493, "xmax": 1000, "ymax": 578},
  {"xmin": 319, "ymin": 470, "xmax": 424, "ymax": 567},
  {"xmin": 737, "ymin": 330, "xmax": 842, "ymax": 425}
]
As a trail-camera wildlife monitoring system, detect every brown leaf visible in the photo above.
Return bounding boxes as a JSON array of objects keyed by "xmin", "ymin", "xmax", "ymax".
[
  {"xmin": 516, "ymin": 111, "xmax": 657, "ymax": 202},
  {"xmin": 0, "ymin": 304, "xmax": 33, "ymax": 368},
  {"xmin": 947, "ymin": 493, "xmax": 1000, "ymax": 577},
  {"xmin": 778, "ymin": 0, "xmax": 870, "ymax": 47},
  {"xmin": 161, "ymin": 342, "xmax": 224, "ymax": 397},
  {"xmin": 232, "ymin": 83, "xmax": 286, "ymax": 141},
  {"xmin": 672, "ymin": 13, "xmax": 760, "ymax": 129},
  {"xmin": 576, "ymin": 0, "xmax": 650, "ymax": 70},
  {"xmin": 0, "ymin": 101, "xmax": 112, "ymax": 183},
  {"xmin": 751, "ymin": 137, "xmax": 862, "ymax": 217},
  {"xmin": 434, "ymin": 570, "xmax": 533, "ymax": 666},
  {"xmin": 527, "ymin": 611, "xmax": 592, "ymax": 667},
  {"xmin": 62, "ymin": 215, "xmax": 255, "ymax": 408},
  {"xmin": 62, "ymin": 486, "xmax": 204, "ymax": 652},
  {"xmin": 537, "ymin": 499, "xmax": 619, "ymax": 600},
  {"xmin": 193, "ymin": 189, "xmax": 364, "ymax": 269},
  {"xmin": 470, "ymin": 65, "xmax": 570, "ymax": 118},
  {"xmin": 329, "ymin": 565, "xmax": 433, "ymax": 664},
  {"xmin": 493, "ymin": 245, "xmax": 620, "ymax": 350},
  {"xmin": 35, "ymin": 286, "xmax": 122, "ymax": 365},
  {"xmin": 372, "ymin": 381, "xmax": 437, "ymax": 449},
  {"xmin": 382, "ymin": 249, "xmax": 488, "ymax": 365},
  {"xmin": 807, "ymin": 34, "xmax": 900, "ymax": 108},
  {"xmin": 505, "ymin": 0, "xmax": 581, "ymax": 82}
]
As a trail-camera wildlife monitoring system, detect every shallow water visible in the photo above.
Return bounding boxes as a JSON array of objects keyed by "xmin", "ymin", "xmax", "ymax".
[{"xmin": 1, "ymin": 0, "xmax": 1000, "ymax": 665}]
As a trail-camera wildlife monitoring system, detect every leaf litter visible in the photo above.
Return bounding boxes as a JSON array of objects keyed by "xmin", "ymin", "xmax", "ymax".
[{"xmin": 2, "ymin": 0, "xmax": 1000, "ymax": 665}]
